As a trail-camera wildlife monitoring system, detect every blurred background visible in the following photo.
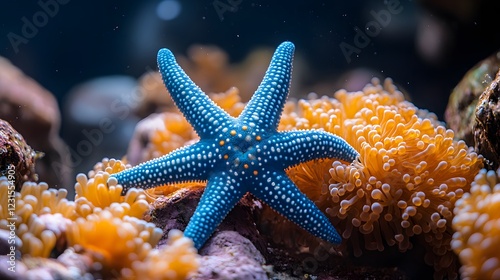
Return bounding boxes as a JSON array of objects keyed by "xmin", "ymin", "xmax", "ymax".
[{"xmin": 1, "ymin": 0, "xmax": 500, "ymax": 182}]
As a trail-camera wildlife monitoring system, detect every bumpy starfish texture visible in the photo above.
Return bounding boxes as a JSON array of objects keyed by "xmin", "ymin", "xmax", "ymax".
[{"xmin": 109, "ymin": 42, "xmax": 359, "ymax": 249}]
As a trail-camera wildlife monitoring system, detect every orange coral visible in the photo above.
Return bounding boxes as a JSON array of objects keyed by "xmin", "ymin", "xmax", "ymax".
[
  {"xmin": 74, "ymin": 158, "xmax": 150, "ymax": 217},
  {"xmin": 278, "ymin": 78, "xmax": 482, "ymax": 276},
  {"xmin": 148, "ymin": 112, "xmax": 196, "ymax": 161},
  {"xmin": 0, "ymin": 177, "xmax": 75, "ymax": 257},
  {"xmin": 0, "ymin": 156, "xmax": 200, "ymax": 279},
  {"xmin": 68, "ymin": 158, "xmax": 200, "ymax": 278},
  {"xmin": 125, "ymin": 229, "xmax": 200, "ymax": 280},
  {"xmin": 88, "ymin": 157, "xmax": 131, "ymax": 178},
  {"xmin": 451, "ymin": 169, "xmax": 500, "ymax": 279},
  {"xmin": 67, "ymin": 209, "xmax": 162, "ymax": 276},
  {"xmin": 123, "ymin": 76, "xmax": 482, "ymax": 277}
]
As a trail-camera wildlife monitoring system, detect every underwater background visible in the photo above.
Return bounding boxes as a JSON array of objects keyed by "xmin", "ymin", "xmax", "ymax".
[
  {"xmin": 1, "ymin": 1, "xmax": 500, "ymax": 279},
  {"xmin": 0, "ymin": 0, "xmax": 500, "ymax": 177},
  {"xmin": 2, "ymin": 0, "xmax": 500, "ymax": 177},
  {"xmin": 2, "ymin": 0, "xmax": 500, "ymax": 114}
]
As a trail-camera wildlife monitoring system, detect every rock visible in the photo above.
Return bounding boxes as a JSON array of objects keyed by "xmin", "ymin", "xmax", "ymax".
[
  {"xmin": 445, "ymin": 50, "xmax": 500, "ymax": 145},
  {"xmin": 444, "ymin": 49, "xmax": 500, "ymax": 169},
  {"xmin": 474, "ymin": 69, "xmax": 500, "ymax": 169},
  {"xmin": 191, "ymin": 231, "xmax": 268, "ymax": 280},
  {"xmin": 149, "ymin": 187, "xmax": 266, "ymax": 253},
  {"xmin": 0, "ymin": 119, "xmax": 37, "ymax": 190},
  {"xmin": 0, "ymin": 57, "xmax": 70, "ymax": 189}
]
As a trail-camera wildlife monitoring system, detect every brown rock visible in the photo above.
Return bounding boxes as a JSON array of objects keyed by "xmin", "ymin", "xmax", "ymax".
[
  {"xmin": 149, "ymin": 188, "xmax": 265, "ymax": 252},
  {"xmin": 445, "ymin": 50, "xmax": 500, "ymax": 145},
  {"xmin": 0, "ymin": 57, "xmax": 71, "ymax": 189},
  {"xmin": 0, "ymin": 119, "xmax": 37, "ymax": 190},
  {"xmin": 474, "ymin": 69, "xmax": 500, "ymax": 169}
]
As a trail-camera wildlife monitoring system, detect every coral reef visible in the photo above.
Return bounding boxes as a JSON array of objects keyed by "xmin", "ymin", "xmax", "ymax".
[
  {"xmin": 127, "ymin": 229, "xmax": 199, "ymax": 280},
  {"xmin": 0, "ymin": 176, "xmax": 75, "ymax": 258},
  {"xmin": 272, "ymin": 78, "xmax": 482, "ymax": 277},
  {"xmin": 74, "ymin": 159, "xmax": 150, "ymax": 218},
  {"xmin": 123, "ymin": 73, "xmax": 483, "ymax": 277},
  {"xmin": 3, "ymin": 37, "xmax": 498, "ymax": 278},
  {"xmin": 0, "ymin": 56, "xmax": 71, "ymax": 189},
  {"xmin": 0, "ymin": 119, "xmax": 38, "ymax": 190},
  {"xmin": 451, "ymin": 168, "xmax": 500, "ymax": 279},
  {"xmin": 67, "ymin": 209, "xmax": 160, "ymax": 278},
  {"xmin": 0, "ymin": 157, "xmax": 200, "ymax": 279}
]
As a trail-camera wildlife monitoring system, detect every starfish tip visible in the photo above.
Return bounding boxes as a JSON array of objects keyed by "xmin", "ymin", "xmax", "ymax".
[
  {"xmin": 157, "ymin": 48, "xmax": 175, "ymax": 66},
  {"xmin": 278, "ymin": 41, "xmax": 295, "ymax": 51}
]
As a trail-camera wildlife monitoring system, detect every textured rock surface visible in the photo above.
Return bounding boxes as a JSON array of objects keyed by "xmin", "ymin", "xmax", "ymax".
[
  {"xmin": 192, "ymin": 231, "xmax": 267, "ymax": 280},
  {"xmin": 0, "ymin": 57, "xmax": 70, "ymax": 189},
  {"xmin": 0, "ymin": 119, "xmax": 37, "ymax": 190},
  {"xmin": 445, "ymin": 50, "xmax": 500, "ymax": 145},
  {"xmin": 475, "ymin": 70, "xmax": 500, "ymax": 169},
  {"xmin": 149, "ymin": 187, "xmax": 266, "ymax": 252}
]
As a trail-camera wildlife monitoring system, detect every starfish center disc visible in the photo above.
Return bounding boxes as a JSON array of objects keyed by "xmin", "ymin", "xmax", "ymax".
[{"xmin": 218, "ymin": 124, "xmax": 263, "ymax": 174}]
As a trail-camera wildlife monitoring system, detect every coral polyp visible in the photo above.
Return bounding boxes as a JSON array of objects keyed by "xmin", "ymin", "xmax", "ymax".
[
  {"xmin": 0, "ymin": 177, "xmax": 75, "ymax": 258},
  {"xmin": 66, "ymin": 209, "xmax": 159, "ymax": 276},
  {"xmin": 0, "ymin": 158, "xmax": 200, "ymax": 279},
  {"xmin": 452, "ymin": 169, "xmax": 500, "ymax": 279},
  {"xmin": 279, "ymin": 78, "xmax": 483, "ymax": 277}
]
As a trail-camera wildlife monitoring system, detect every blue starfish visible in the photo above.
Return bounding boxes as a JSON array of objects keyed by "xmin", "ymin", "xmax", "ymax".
[{"xmin": 109, "ymin": 42, "xmax": 359, "ymax": 250}]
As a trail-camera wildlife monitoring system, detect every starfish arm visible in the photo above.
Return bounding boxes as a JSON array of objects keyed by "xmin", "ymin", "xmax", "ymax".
[
  {"xmin": 183, "ymin": 172, "xmax": 247, "ymax": 249},
  {"xmin": 157, "ymin": 48, "xmax": 233, "ymax": 138},
  {"xmin": 109, "ymin": 142, "xmax": 217, "ymax": 192},
  {"xmin": 239, "ymin": 42, "xmax": 295, "ymax": 132},
  {"xmin": 263, "ymin": 130, "xmax": 359, "ymax": 169},
  {"xmin": 253, "ymin": 171, "xmax": 341, "ymax": 244}
]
